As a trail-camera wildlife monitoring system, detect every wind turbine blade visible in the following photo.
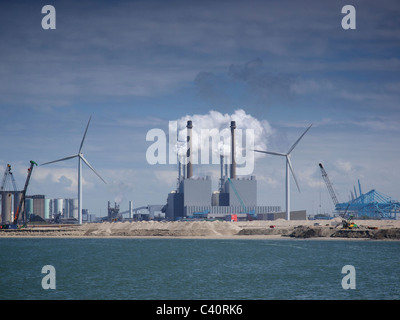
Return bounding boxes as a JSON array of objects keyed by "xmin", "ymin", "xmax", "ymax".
[
  {"xmin": 80, "ymin": 154, "xmax": 107, "ymax": 184},
  {"xmin": 79, "ymin": 116, "xmax": 92, "ymax": 153},
  {"xmin": 287, "ymin": 123, "xmax": 313, "ymax": 154},
  {"xmin": 41, "ymin": 154, "xmax": 78, "ymax": 166},
  {"xmin": 252, "ymin": 149, "xmax": 286, "ymax": 157},
  {"xmin": 287, "ymin": 156, "xmax": 300, "ymax": 193}
]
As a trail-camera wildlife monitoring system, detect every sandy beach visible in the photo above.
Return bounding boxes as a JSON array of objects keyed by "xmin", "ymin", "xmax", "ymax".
[{"xmin": 1, "ymin": 218, "xmax": 400, "ymax": 240}]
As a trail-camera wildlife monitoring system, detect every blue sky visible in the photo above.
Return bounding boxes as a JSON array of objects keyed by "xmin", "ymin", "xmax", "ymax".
[{"xmin": 1, "ymin": 0, "xmax": 399, "ymax": 217}]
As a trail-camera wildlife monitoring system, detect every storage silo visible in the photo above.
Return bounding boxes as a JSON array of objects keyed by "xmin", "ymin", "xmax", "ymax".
[
  {"xmin": 44, "ymin": 199, "xmax": 50, "ymax": 220},
  {"xmin": 64, "ymin": 199, "xmax": 70, "ymax": 218},
  {"xmin": 71, "ymin": 199, "xmax": 78, "ymax": 219},
  {"xmin": 32, "ymin": 195, "xmax": 45, "ymax": 219},
  {"xmin": 25, "ymin": 198, "xmax": 34, "ymax": 219},
  {"xmin": 13, "ymin": 192, "xmax": 24, "ymax": 222},
  {"xmin": 1, "ymin": 192, "xmax": 12, "ymax": 224},
  {"xmin": 54, "ymin": 198, "xmax": 64, "ymax": 216}
]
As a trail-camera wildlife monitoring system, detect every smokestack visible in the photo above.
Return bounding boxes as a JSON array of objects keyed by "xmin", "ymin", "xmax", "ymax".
[
  {"xmin": 178, "ymin": 160, "xmax": 182, "ymax": 182},
  {"xmin": 220, "ymin": 154, "xmax": 224, "ymax": 190},
  {"xmin": 186, "ymin": 120, "xmax": 193, "ymax": 179},
  {"xmin": 177, "ymin": 129, "xmax": 181, "ymax": 183},
  {"xmin": 230, "ymin": 121, "xmax": 236, "ymax": 179},
  {"xmin": 129, "ymin": 201, "xmax": 133, "ymax": 219}
]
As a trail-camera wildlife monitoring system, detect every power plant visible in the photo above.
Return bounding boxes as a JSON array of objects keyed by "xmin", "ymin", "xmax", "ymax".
[
  {"xmin": 2, "ymin": 118, "xmax": 399, "ymax": 227},
  {"xmin": 163, "ymin": 120, "xmax": 305, "ymax": 221}
]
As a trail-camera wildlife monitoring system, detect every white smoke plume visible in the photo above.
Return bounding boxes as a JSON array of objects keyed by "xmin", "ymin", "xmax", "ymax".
[{"xmin": 174, "ymin": 109, "xmax": 274, "ymax": 167}]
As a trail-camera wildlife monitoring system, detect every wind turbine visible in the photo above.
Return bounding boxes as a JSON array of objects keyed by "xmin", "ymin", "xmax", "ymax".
[
  {"xmin": 253, "ymin": 124, "xmax": 312, "ymax": 220},
  {"xmin": 41, "ymin": 116, "xmax": 106, "ymax": 224}
]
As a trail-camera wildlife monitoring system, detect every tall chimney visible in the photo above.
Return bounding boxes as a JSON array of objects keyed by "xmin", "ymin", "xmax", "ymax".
[
  {"xmin": 230, "ymin": 121, "xmax": 236, "ymax": 179},
  {"xmin": 186, "ymin": 120, "xmax": 193, "ymax": 179},
  {"xmin": 178, "ymin": 159, "xmax": 182, "ymax": 182},
  {"xmin": 177, "ymin": 130, "xmax": 181, "ymax": 183},
  {"xmin": 129, "ymin": 201, "xmax": 133, "ymax": 219},
  {"xmin": 220, "ymin": 154, "xmax": 224, "ymax": 190}
]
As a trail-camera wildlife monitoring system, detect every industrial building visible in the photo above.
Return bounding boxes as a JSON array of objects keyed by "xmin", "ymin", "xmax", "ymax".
[
  {"xmin": 103, "ymin": 200, "xmax": 165, "ymax": 221},
  {"xmin": 163, "ymin": 120, "xmax": 287, "ymax": 221},
  {"xmin": 0, "ymin": 190, "xmax": 81, "ymax": 224},
  {"xmin": 0, "ymin": 192, "xmax": 47, "ymax": 224},
  {"xmin": 51, "ymin": 198, "xmax": 79, "ymax": 219}
]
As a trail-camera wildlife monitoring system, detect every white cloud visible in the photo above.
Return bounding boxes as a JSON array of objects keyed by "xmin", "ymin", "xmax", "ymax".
[
  {"xmin": 154, "ymin": 170, "xmax": 179, "ymax": 188},
  {"xmin": 31, "ymin": 167, "xmax": 96, "ymax": 194},
  {"xmin": 335, "ymin": 159, "xmax": 353, "ymax": 174},
  {"xmin": 175, "ymin": 109, "xmax": 274, "ymax": 162}
]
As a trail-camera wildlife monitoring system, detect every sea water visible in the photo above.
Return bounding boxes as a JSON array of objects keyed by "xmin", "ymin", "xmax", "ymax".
[{"xmin": 0, "ymin": 238, "xmax": 399, "ymax": 300}]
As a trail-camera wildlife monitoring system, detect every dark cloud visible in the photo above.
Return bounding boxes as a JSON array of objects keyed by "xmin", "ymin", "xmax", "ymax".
[
  {"xmin": 194, "ymin": 58, "xmax": 298, "ymax": 113},
  {"xmin": 228, "ymin": 58, "xmax": 297, "ymax": 99},
  {"xmin": 0, "ymin": 0, "xmax": 399, "ymax": 116}
]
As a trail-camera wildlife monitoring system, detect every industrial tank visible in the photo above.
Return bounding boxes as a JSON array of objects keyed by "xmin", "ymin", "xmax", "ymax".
[
  {"xmin": 54, "ymin": 198, "xmax": 64, "ymax": 216},
  {"xmin": 1, "ymin": 192, "xmax": 12, "ymax": 224},
  {"xmin": 71, "ymin": 199, "xmax": 78, "ymax": 219},
  {"xmin": 25, "ymin": 198, "xmax": 34, "ymax": 219},
  {"xmin": 64, "ymin": 199, "xmax": 70, "ymax": 218},
  {"xmin": 44, "ymin": 199, "xmax": 50, "ymax": 219},
  {"xmin": 13, "ymin": 192, "xmax": 24, "ymax": 222}
]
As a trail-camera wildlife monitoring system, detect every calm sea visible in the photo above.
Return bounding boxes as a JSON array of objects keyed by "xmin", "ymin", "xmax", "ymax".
[{"xmin": 0, "ymin": 238, "xmax": 399, "ymax": 300}]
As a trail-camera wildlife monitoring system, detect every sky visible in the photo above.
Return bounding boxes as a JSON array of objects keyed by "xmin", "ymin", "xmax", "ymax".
[{"xmin": 0, "ymin": 0, "xmax": 399, "ymax": 218}]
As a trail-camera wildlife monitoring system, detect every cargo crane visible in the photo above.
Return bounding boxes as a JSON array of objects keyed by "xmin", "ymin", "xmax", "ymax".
[{"xmin": 1, "ymin": 161, "xmax": 37, "ymax": 229}]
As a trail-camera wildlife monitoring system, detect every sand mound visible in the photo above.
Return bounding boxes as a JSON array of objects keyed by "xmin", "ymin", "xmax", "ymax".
[
  {"xmin": 82, "ymin": 220, "xmax": 242, "ymax": 237},
  {"xmin": 79, "ymin": 219, "xmax": 400, "ymax": 238},
  {"xmin": 2, "ymin": 219, "xmax": 400, "ymax": 239}
]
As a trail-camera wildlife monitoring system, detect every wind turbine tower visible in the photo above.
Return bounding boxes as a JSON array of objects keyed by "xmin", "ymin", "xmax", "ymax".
[
  {"xmin": 41, "ymin": 116, "xmax": 106, "ymax": 224},
  {"xmin": 253, "ymin": 124, "xmax": 312, "ymax": 220}
]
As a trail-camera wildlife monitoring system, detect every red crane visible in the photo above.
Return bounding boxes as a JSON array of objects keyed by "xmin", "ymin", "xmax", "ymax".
[{"xmin": 1, "ymin": 160, "xmax": 37, "ymax": 229}]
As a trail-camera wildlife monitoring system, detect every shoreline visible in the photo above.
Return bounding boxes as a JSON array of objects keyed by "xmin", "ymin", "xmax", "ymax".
[{"xmin": 1, "ymin": 219, "xmax": 400, "ymax": 240}]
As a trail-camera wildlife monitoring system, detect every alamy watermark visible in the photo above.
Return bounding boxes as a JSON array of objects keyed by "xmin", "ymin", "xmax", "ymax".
[
  {"xmin": 341, "ymin": 265, "xmax": 356, "ymax": 290},
  {"xmin": 41, "ymin": 5, "xmax": 56, "ymax": 30},
  {"xmin": 341, "ymin": 5, "xmax": 356, "ymax": 30},
  {"xmin": 41, "ymin": 265, "xmax": 56, "ymax": 290},
  {"xmin": 40, "ymin": 4, "xmax": 356, "ymax": 31},
  {"xmin": 146, "ymin": 121, "xmax": 255, "ymax": 176}
]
